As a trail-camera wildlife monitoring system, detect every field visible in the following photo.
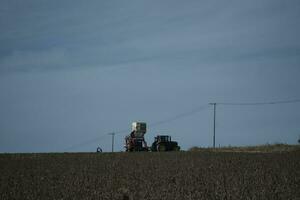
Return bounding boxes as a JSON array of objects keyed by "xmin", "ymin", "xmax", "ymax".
[
  {"xmin": 0, "ymin": 149, "xmax": 299, "ymax": 200},
  {"xmin": 189, "ymin": 143, "xmax": 300, "ymax": 153}
]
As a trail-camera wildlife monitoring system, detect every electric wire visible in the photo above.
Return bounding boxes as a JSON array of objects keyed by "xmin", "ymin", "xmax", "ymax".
[
  {"xmin": 64, "ymin": 98, "xmax": 300, "ymax": 151},
  {"xmin": 149, "ymin": 104, "xmax": 210, "ymax": 127},
  {"xmin": 64, "ymin": 134, "xmax": 108, "ymax": 151},
  {"xmin": 216, "ymin": 99, "xmax": 300, "ymax": 105},
  {"xmin": 64, "ymin": 104, "xmax": 210, "ymax": 151}
]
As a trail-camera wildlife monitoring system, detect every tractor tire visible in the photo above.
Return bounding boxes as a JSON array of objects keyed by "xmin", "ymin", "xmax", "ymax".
[
  {"xmin": 157, "ymin": 144, "xmax": 166, "ymax": 152},
  {"xmin": 173, "ymin": 146, "xmax": 180, "ymax": 151}
]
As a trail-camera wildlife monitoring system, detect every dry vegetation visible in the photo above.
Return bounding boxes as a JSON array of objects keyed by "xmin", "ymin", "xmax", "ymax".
[
  {"xmin": 0, "ymin": 150, "xmax": 299, "ymax": 200},
  {"xmin": 189, "ymin": 144, "xmax": 300, "ymax": 153}
]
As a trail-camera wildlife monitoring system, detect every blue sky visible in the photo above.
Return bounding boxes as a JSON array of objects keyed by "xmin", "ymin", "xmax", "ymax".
[{"xmin": 0, "ymin": 0, "xmax": 300, "ymax": 152}]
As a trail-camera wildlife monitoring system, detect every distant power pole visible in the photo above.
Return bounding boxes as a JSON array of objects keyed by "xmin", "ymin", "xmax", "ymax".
[
  {"xmin": 108, "ymin": 132, "xmax": 115, "ymax": 152},
  {"xmin": 209, "ymin": 103, "xmax": 217, "ymax": 148}
]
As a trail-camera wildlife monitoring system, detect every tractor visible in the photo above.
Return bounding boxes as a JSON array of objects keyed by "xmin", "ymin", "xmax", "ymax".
[
  {"xmin": 151, "ymin": 135, "xmax": 180, "ymax": 152},
  {"xmin": 124, "ymin": 122, "xmax": 149, "ymax": 152}
]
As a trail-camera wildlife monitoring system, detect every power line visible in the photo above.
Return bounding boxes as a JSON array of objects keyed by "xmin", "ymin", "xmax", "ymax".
[
  {"xmin": 64, "ymin": 127, "xmax": 132, "ymax": 151},
  {"xmin": 149, "ymin": 104, "xmax": 209, "ymax": 127},
  {"xmin": 208, "ymin": 98, "xmax": 300, "ymax": 148},
  {"xmin": 64, "ymin": 134, "xmax": 108, "ymax": 151},
  {"xmin": 64, "ymin": 127, "xmax": 131, "ymax": 151},
  {"xmin": 64, "ymin": 104, "xmax": 209, "ymax": 151},
  {"xmin": 217, "ymin": 99, "xmax": 300, "ymax": 106},
  {"xmin": 64, "ymin": 98, "xmax": 300, "ymax": 151}
]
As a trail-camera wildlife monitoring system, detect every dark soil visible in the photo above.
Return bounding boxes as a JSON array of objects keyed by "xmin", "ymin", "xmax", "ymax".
[{"xmin": 0, "ymin": 151, "xmax": 299, "ymax": 200}]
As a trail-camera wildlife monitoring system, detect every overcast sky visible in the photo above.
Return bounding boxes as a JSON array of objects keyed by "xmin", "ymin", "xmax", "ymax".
[{"xmin": 0, "ymin": 0, "xmax": 300, "ymax": 152}]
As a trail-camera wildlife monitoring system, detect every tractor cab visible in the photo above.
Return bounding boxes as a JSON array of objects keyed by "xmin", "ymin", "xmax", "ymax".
[
  {"xmin": 155, "ymin": 135, "xmax": 171, "ymax": 143},
  {"xmin": 151, "ymin": 135, "xmax": 180, "ymax": 152}
]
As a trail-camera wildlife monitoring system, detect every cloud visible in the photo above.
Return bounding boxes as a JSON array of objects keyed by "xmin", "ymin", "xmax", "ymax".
[
  {"xmin": 1, "ymin": 0, "xmax": 300, "ymax": 75},
  {"xmin": 0, "ymin": 48, "xmax": 72, "ymax": 73}
]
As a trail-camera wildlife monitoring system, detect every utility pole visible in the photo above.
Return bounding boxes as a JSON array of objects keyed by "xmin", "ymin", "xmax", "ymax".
[
  {"xmin": 108, "ymin": 132, "xmax": 115, "ymax": 152},
  {"xmin": 209, "ymin": 103, "xmax": 216, "ymax": 148}
]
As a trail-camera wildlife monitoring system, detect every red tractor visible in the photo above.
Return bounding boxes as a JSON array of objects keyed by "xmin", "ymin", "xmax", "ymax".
[{"xmin": 124, "ymin": 122, "xmax": 149, "ymax": 152}]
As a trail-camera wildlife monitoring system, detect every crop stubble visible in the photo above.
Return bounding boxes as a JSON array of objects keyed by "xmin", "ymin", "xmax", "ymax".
[{"xmin": 0, "ymin": 151, "xmax": 299, "ymax": 200}]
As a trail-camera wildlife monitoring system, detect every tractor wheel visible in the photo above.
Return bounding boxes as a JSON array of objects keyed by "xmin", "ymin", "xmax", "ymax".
[
  {"xmin": 157, "ymin": 144, "xmax": 166, "ymax": 152},
  {"xmin": 173, "ymin": 146, "xmax": 180, "ymax": 151}
]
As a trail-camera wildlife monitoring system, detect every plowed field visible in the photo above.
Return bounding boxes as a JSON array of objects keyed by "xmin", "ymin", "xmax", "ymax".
[{"xmin": 1, "ymin": 151, "xmax": 299, "ymax": 200}]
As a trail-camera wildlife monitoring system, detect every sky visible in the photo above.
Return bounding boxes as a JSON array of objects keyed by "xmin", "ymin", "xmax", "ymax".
[{"xmin": 0, "ymin": 0, "xmax": 300, "ymax": 152}]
